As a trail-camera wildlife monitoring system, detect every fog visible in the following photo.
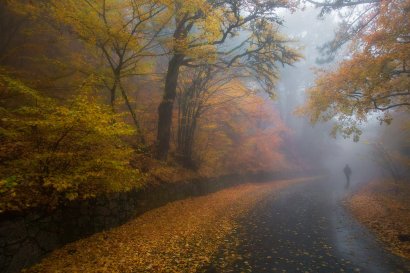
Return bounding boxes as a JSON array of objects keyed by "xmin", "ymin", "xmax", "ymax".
[{"xmin": 275, "ymin": 6, "xmax": 386, "ymax": 191}]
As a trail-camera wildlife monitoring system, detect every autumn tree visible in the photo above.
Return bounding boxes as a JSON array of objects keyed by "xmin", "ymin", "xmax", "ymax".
[
  {"xmin": 156, "ymin": 0, "xmax": 301, "ymax": 160},
  {"xmin": 176, "ymin": 67, "xmax": 213, "ymax": 168},
  {"xmin": 176, "ymin": 66, "xmax": 251, "ymax": 168},
  {"xmin": 306, "ymin": 0, "xmax": 381, "ymax": 63},
  {"xmin": 220, "ymin": 101, "xmax": 290, "ymax": 174},
  {"xmin": 50, "ymin": 0, "xmax": 170, "ymax": 143},
  {"xmin": 300, "ymin": 0, "xmax": 410, "ymax": 140},
  {"xmin": 0, "ymin": 2, "xmax": 147, "ymax": 212},
  {"xmin": 0, "ymin": 72, "xmax": 141, "ymax": 212},
  {"xmin": 194, "ymin": 89, "xmax": 290, "ymax": 176}
]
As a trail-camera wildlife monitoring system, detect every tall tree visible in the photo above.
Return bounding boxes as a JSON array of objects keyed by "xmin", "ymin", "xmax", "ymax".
[
  {"xmin": 176, "ymin": 66, "xmax": 250, "ymax": 168},
  {"xmin": 156, "ymin": 0, "xmax": 300, "ymax": 159},
  {"xmin": 51, "ymin": 0, "xmax": 169, "ymax": 143},
  {"xmin": 300, "ymin": 0, "xmax": 410, "ymax": 140}
]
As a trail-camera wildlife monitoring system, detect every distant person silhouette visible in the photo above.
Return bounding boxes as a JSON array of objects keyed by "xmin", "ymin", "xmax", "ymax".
[{"xmin": 343, "ymin": 164, "xmax": 352, "ymax": 189}]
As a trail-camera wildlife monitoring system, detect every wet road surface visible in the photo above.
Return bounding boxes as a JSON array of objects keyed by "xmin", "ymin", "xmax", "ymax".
[{"xmin": 206, "ymin": 177, "xmax": 410, "ymax": 273}]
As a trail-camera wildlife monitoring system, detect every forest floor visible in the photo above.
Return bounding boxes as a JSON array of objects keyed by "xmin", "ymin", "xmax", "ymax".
[
  {"xmin": 24, "ymin": 176, "xmax": 410, "ymax": 273},
  {"xmin": 25, "ymin": 177, "xmax": 315, "ymax": 273},
  {"xmin": 347, "ymin": 179, "xmax": 410, "ymax": 260}
]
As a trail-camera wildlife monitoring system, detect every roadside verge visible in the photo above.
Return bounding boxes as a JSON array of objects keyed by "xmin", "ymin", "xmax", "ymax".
[
  {"xmin": 346, "ymin": 179, "xmax": 410, "ymax": 260},
  {"xmin": 0, "ymin": 171, "xmax": 311, "ymax": 273},
  {"xmin": 25, "ymin": 176, "xmax": 317, "ymax": 273}
]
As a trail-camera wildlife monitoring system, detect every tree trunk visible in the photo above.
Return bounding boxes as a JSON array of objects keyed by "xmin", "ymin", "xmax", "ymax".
[
  {"xmin": 156, "ymin": 54, "xmax": 184, "ymax": 160},
  {"xmin": 119, "ymin": 83, "xmax": 145, "ymax": 145},
  {"xmin": 176, "ymin": 83, "xmax": 201, "ymax": 168},
  {"xmin": 110, "ymin": 80, "xmax": 117, "ymax": 110}
]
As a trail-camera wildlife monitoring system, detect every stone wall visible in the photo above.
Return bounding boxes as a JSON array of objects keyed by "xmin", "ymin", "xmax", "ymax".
[{"xmin": 0, "ymin": 172, "xmax": 289, "ymax": 273}]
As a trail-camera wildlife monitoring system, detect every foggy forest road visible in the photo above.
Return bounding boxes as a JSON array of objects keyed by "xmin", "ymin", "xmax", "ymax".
[{"xmin": 207, "ymin": 177, "xmax": 410, "ymax": 273}]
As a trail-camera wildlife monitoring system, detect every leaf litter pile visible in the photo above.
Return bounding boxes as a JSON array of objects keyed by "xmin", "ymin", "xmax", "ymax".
[
  {"xmin": 25, "ymin": 177, "xmax": 314, "ymax": 272},
  {"xmin": 347, "ymin": 179, "xmax": 410, "ymax": 259}
]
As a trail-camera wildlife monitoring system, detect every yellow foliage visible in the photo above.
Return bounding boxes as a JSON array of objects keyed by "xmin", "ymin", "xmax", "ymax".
[{"xmin": 0, "ymin": 72, "xmax": 143, "ymax": 213}]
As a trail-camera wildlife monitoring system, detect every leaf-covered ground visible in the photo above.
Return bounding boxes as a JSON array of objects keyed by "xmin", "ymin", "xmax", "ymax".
[
  {"xmin": 347, "ymin": 179, "xmax": 410, "ymax": 260},
  {"xmin": 205, "ymin": 177, "xmax": 409, "ymax": 273},
  {"xmin": 24, "ymin": 177, "xmax": 315, "ymax": 273}
]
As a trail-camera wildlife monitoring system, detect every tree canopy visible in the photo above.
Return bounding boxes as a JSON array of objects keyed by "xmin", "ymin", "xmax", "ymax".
[
  {"xmin": 0, "ymin": 72, "xmax": 142, "ymax": 212},
  {"xmin": 0, "ymin": 0, "xmax": 300, "ymax": 212},
  {"xmin": 155, "ymin": 0, "xmax": 301, "ymax": 159},
  {"xmin": 300, "ymin": 0, "xmax": 410, "ymax": 140}
]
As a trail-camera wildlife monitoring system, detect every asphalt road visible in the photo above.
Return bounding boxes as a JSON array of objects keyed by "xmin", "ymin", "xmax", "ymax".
[{"xmin": 206, "ymin": 177, "xmax": 410, "ymax": 273}]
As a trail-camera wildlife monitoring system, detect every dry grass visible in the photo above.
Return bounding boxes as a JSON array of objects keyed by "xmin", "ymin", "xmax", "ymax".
[
  {"xmin": 24, "ymin": 177, "xmax": 316, "ymax": 273},
  {"xmin": 347, "ymin": 179, "xmax": 410, "ymax": 259}
]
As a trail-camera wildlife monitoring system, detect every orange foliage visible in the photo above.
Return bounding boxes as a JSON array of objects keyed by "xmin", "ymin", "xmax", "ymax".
[
  {"xmin": 300, "ymin": 0, "xmax": 410, "ymax": 140},
  {"xmin": 195, "ymin": 88, "xmax": 291, "ymax": 176}
]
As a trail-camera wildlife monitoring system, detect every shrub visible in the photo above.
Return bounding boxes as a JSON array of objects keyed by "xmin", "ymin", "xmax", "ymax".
[{"xmin": 0, "ymin": 73, "xmax": 143, "ymax": 212}]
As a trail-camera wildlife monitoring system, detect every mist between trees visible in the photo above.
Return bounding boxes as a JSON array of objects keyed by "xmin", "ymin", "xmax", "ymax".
[{"xmin": 0, "ymin": 0, "xmax": 409, "ymax": 213}]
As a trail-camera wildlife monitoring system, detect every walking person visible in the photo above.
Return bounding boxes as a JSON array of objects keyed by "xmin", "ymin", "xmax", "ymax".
[{"xmin": 343, "ymin": 164, "xmax": 352, "ymax": 189}]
